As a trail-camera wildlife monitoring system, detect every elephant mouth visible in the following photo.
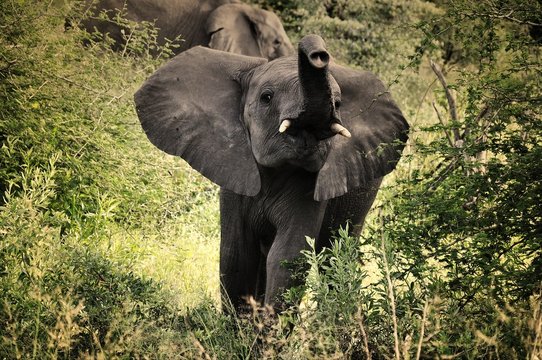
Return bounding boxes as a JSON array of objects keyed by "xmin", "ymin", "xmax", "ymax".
[
  {"xmin": 287, "ymin": 151, "xmax": 327, "ymax": 172},
  {"xmin": 286, "ymin": 137, "xmax": 331, "ymax": 172},
  {"xmin": 296, "ymin": 146, "xmax": 320, "ymax": 156},
  {"xmin": 278, "ymin": 117, "xmax": 351, "ymax": 141},
  {"xmin": 277, "ymin": 120, "xmax": 333, "ymax": 169},
  {"xmin": 282, "ymin": 121, "xmax": 333, "ymax": 147}
]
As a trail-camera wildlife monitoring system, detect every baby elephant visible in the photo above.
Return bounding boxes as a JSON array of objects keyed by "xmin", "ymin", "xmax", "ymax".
[
  {"xmin": 79, "ymin": 0, "xmax": 294, "ymax": 59},
  {"xmin": 135, "ymin": 35, "xmax": 409, "ymax": 311}
]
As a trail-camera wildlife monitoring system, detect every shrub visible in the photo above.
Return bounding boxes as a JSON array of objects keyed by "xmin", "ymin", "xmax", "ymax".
[{"xmin": 0, "ymin": 0, "xmax": 216, "ymax": 357}]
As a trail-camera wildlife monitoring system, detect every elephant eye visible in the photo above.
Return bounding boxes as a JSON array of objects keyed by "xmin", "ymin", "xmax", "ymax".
[
  {"xmin": 273, "ymin": 38, "xmax": 282, "ymax": 47},
  {"xmin": 260, "ymin": 91, "xmax": 273, "ymax": 105},
  {"xmin": 334, "ymin": 100, "xmax": 342, "ymax": 109}
]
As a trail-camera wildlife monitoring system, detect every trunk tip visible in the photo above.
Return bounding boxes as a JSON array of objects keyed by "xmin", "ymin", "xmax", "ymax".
[{"xmin": 299, "ymin": 35, "xmax": 329, "ymax": 69}]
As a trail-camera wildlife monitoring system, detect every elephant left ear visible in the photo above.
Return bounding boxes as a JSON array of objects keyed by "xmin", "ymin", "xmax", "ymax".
[{"xmin": 314, "ymin": 64, "xmax": 409, "ymax": 201}]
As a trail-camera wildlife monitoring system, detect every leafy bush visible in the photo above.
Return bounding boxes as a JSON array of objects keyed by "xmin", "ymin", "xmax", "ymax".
[
  {"xmin": 0, "ymin": 0, "xmax": 218, "ymax": 357},
  {"xmin": 359, "ymin": 0, "xmax": 542, "ymax": 357}
]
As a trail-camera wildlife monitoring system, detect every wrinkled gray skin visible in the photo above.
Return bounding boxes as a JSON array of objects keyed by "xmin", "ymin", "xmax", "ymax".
[
  {"xmin": 134, "ymin": 35, "xmax": 409, "ymax": 311},
  {"xmin": 80, "ymin": 0, "xmax": 294, "ymax": 59}
]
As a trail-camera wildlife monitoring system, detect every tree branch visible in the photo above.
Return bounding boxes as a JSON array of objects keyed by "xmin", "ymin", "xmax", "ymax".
[
  {"xmin": 433, "ymin": 101, "xmax": 455, "ymax": 148},
  {"xmin": 430, "ymin": 60, "xmax": 460, "ymax": 142}
]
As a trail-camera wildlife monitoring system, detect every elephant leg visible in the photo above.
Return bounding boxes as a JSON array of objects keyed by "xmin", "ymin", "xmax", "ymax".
[
  {"xmin": 265, "ymin": 236, "xmax": 307, "ymax": 309},
  {"xmin": 219, "ymin": 190, "xmax": 266, "ymax": 313},
  {"xmin": 317, "ymin": 177, "xmax": 383, "ymax": 252},
  {"xmin": 264, "ymin": 201, "xmax": 327, "ymax": 308}
]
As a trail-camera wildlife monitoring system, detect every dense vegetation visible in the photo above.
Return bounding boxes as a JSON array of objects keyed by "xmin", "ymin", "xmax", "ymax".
[{"xmin": 1, "ymin": 0, "xmax": 540, "ymax": 358}]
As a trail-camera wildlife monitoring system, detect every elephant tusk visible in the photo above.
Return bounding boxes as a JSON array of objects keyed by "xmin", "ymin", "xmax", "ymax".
[
  {"xmin": 279, "ymin": 119, "xmax": 292, "ymax": 133},
  {"xmin": 331, "ymin": 123, "xmax": 352, "ymax": 138}
]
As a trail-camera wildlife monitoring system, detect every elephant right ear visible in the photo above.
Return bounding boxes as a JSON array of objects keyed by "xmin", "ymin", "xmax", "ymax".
[
  {"xmin": 134, "ymin": 46, "xmax": 266, "ymax": 196},
  {"xmin": 206, "ymin": 3, "xmax": 263, "ymax": 58}
]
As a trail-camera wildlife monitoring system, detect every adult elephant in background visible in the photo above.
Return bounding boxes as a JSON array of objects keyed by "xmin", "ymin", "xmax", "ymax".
[
  {"xmin": 134, "ymin": 35, "xmax": 409, "ymax": 311},
  {"xmin": 78, "ymin": 0, "xmax": 294, "ymax": 59}
]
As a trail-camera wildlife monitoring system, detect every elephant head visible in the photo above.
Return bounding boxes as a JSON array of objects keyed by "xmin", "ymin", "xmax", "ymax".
[
  {"xmin": 134, "ymin": 35, "xmax": 408, "ymax": 201},
  {"xmin": 206, "ymin": 3, "xmax": 294, "ymax": 59}
]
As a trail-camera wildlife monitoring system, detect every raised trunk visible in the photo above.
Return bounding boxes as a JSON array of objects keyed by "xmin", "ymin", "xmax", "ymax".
[{"xmin": 297, "ymin": 35, "xmax": 335, "ymax": 130}]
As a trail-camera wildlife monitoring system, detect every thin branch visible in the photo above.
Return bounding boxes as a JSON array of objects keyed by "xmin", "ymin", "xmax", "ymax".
[
  {"xmin": 462, "ymin": 105, "xmax": 489, "ymax": 140},
  {"xmin": 426, "ymin": 157, "xmax": 461, "ymax": 192},
  {"xmin": 413, "ymin": 78, "xmax": 438, "ymax": 127},
  {"xmin": 51, "ymin": 74, "xmax": 103, "ymax": 95},
  {"xmin": 49, "ymin": 72, "xmax": 126, "ymax": 105},
  {"xmin": 27, "ymin": 80, "xmax": 49, "ymax": 101},
  {"xmin": 487, "ymin": 9, "xmax": 542, "ymax": 27},
  {"xmin": 120, "ymin": 29, "xmax": 133, "ymax": 58},
  {"xmin": 381, "ymin": 231, "xmax": 401, "ymax": 360},
  {"xmin": 357, "ymin": 309, "xmax": 372, "ymax": 360},
  {"xmin": 430, "ymin": 60, "xmax": 460, "ymax": 142},
  {"xmin": 432, "ymin": 101, "xmax": 455, "ymax": 148},
  {"xmin": 415, "ymin": 299, "xmax": 429, "ymax": 360},
  {"xmin": 106, "ymin": 90, "xmax": 127, "ymax": 105},
  {"xmin": 501, "ymin": 15, "xmax": 542, "ymax": 27}
]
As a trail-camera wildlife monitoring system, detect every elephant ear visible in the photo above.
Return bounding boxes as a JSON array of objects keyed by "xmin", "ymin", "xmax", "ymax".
[
  {"xmin": 206, "ymin": 4, "xmax": 264, "ymax": 58},
  {"xmin": 314, "ymin": 64, "xmax": 409, "ymax": 201},
  {"xmin": 134, "ymin": 46, "xmax": 266, "ymax": 196}
]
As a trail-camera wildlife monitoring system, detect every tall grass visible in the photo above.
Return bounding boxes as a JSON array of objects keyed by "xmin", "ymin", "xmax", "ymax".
[{"xmin": 0, "ymin": 0, "xmax": 221, "ymax": 357}]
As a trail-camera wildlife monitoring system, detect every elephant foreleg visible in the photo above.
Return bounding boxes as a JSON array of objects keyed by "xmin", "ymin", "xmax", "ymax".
[
  {"xmin": 264, "ymin": 234, "xmax": 310, "ymax": 309},
  {"xmin": 264, "ymin": 201, "xmax": 327, "ymax": 308},
  {"xmin": 219, "ymin": 190, "xmax": 265, "ymax": 313}
]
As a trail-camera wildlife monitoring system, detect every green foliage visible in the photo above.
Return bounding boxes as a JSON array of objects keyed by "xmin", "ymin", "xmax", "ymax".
[
  {"xmin": 0, "ymin": 0, "xmax": 218, "ymax": 357},
  {"xmin": 362, "ymin": 0, "xmax": 542, "ymax": 357},
  {"xmin": 285, "ymin": 232, "xmax": 386, "ymax": 358}
]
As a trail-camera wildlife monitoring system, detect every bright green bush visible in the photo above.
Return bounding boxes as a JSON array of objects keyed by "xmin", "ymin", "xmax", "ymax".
[
  {"xmin": 0, "ymin": 0, "xmax": 220, "ymax": 357},
  {"xmin": 359, "ymin": 0, "xmax": 542, "ymax": 357}
]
